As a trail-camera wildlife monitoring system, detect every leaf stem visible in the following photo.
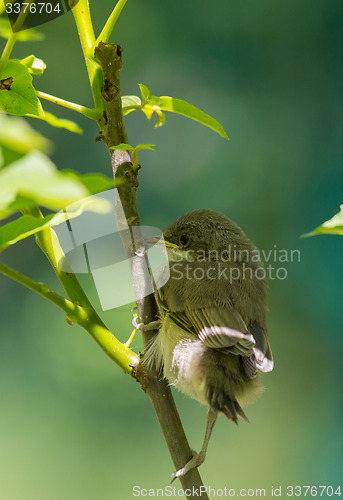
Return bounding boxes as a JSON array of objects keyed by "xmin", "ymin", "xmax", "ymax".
[
  {"xmin": 0, "ymin": 260, "xmax": 74, "ymax": 312},
  {"xmin": 0, "ymin": 260, "xmax": 139, "ymax": 372},
  {"xmin": 122, "ymin": 104, "xmax": 143, "ymax": 114},
  {"xmin": 0, "ymin": 31, "xmax": 18, "ymax": 79},
  {"xmin": 96, "ymin": 0, "xmax": 128, "ymax": 45},
  {"xmin": 0, "ymin": 0, "xmax": 34, "ymax": 78},
  {"xmin": 36, "ymin": 90, "xmax": 102, "ymax": 120},
  {"xmin": 71, "ymin": 0, "xmax": 106, "ymax": 128}
]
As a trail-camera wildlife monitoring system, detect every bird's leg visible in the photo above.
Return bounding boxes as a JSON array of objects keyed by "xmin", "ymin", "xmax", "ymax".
[
  {"xmin": 132, "ymin": 316, "xmax": 162, "ymax": 331},
  {"xmin": 171, "ymin": 408, "xmax": 218, "ymax": 480}
]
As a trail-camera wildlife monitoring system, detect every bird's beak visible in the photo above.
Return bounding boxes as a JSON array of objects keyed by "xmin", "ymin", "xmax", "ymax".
[{"xmin": 145, "ymin": 236, "xmax": 179, "ymax": 249}]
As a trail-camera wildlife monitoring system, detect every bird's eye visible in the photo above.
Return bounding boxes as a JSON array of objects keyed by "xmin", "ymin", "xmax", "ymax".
[{"xmin": 179, "ymin": 234, "xmax": 190, "ymax": 247}]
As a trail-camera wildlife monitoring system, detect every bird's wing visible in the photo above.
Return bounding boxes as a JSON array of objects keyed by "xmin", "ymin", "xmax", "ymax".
[
  {"xmin": 168, "ymin": 305, "xmax": 273, "ymax": 375},
  {"xmin": 246, "ymin": 321, "xmax": 273, "ymax": 373},
  {"xmin": 186, "ymin": 306, "xmax": 255, "ymax": 356}
]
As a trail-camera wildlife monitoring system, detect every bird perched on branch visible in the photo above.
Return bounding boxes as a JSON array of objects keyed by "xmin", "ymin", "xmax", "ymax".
[{"xmin": 142, "ymin": 209, "xmax": 273, "ymax": 479}]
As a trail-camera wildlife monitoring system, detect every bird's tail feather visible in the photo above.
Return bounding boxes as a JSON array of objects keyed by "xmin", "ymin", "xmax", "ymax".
[{"xmin": 206, "ymin": 386, "xmax": 249, "ymax": 424}]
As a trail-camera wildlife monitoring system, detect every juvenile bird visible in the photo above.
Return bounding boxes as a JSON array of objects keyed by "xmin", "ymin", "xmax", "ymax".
[{"xmin": 143, "ymin": 209, "xmax": 273, "ymax": 479}]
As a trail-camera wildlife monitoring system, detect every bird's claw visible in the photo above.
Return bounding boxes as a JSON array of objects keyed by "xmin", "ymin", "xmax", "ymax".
[
  {"xmin": 132, "ymin": 316, "xmax": 142, "ymax": 330},
  {"xmin": 170, "ymin": 451, "xmax": 205, "ymax": 482},
  {"xmin": 132, "ymin": 317, "xmax": 161, "ymax": 331}
]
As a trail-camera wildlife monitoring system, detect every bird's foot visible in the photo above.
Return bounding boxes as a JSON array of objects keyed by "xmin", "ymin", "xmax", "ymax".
[
  {"xmin": 132, "ymin": 316, "xmax": 161, "ymax": 331},
  {"xmin": 171, "ymin": 450, "xmax": 205, "ymax": 482}
]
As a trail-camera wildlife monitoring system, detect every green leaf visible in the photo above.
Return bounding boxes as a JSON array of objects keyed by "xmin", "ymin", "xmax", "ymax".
[
  {"xmin": 0, "ymin": 214, "xmax": 57, "ymax": 251},
  {"xmin": 110, "ymin": 143, "xmax": 134, "ymax": 151},
  {"xmin": 0, "ymin": 113, "xmax": 52, "ymax": 155},
  {"xmin": 122, "ymin": 95, "xmax": 141, "ymax": 116},
  {"xmin": 0, "ymin": 63, "xmax": 81, "ymax": 131},
  {"xmin": 302, "ymin": 205, "xmax": 343, "ymax": 237},
  {"xmin": 0, "ymin": 199, "xmax": 110, "ymax": 252},
  {"xmin": 140, "ymin": 105, "xmax": 154, "ymax": 120},
  {"xmin": 122, "ymin": 84, "xmax": 229, "ymax": 139},
  {"xmin": 157, "ymin": 94, "xmax": 228, "ymax": 138},
  {"xmin": 139, "ymin": 83, "xmax": 152, "ymax": 104},
  {"xmin": 135, "ymin": 143, "xmax": 155, "ymax": 151},
  {"xmin": 0, "ymin": 60, "xmax": 44, "ymax": 117},
  {"xmin": 28, "ymin": 110, "xmax": 83, "ymax": 133},
  {"xmin": 154, "ymin": 109, "xmax": 166, "ymax": 128},
  {"xmin": 110, "ymin": 143, "xmax": 155, "ymax": 152},
  {"xmin": 0, "ymin": 18, "xmax": 44, "ymax": 41},
  {"xmin": 61, "ymin": 170, "xmax": 115, "ymax": 193},
  {"xmin": 0, "ymin": 151, "xmax": 91, "ymax": 218},
  {"xmin": 0, "ymin": 193, "xmax": 36, "ymax": 213},
  {"xmin": 20, "ymin": 55, "xmax": 46, "ymax": 75}
]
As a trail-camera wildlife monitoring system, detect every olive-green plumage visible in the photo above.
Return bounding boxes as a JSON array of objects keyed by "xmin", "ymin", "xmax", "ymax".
[{"xmin": 143, "ymin": 209, "xmax": 273, "ymax": 478}]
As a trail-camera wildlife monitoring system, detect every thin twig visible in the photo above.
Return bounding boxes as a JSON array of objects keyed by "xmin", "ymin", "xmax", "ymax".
[
  {"xmin": 18, "ymin": 206, "xmax": 139, "ymax": 374},
  {"xmin": 96, "ymin": 0, "xmax": 128, "ymax": 45},
  {"xmin": 36, "ymin": 91, "xmax": 101, "ymax": 120}
]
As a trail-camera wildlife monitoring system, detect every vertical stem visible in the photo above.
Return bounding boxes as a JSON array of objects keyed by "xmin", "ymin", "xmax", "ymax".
[
  {"xmin": 72, "ymin": 0, "xmax": 106, "ymax": 128},
  {"xmin": 71, "ymin": 0, "xmax": 95, "ymax": 58},
  {"xmin": 94, "ymin": 42, "xmax": 128, "ymax": 146},
  {"xmin": 95, "ymin": 42, "xmax": 209, "ymax": 499}
]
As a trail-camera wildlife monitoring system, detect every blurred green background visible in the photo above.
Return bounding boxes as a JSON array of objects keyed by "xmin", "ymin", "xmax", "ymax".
[{"xmin": 1, "ymin": 0, "xmax": 343, "ymax": 498}]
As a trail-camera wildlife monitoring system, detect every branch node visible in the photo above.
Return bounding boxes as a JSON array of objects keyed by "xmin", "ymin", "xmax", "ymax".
[{"xmin": 101, "ymin": 80, "xmax": 119, "ymax": 101}]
